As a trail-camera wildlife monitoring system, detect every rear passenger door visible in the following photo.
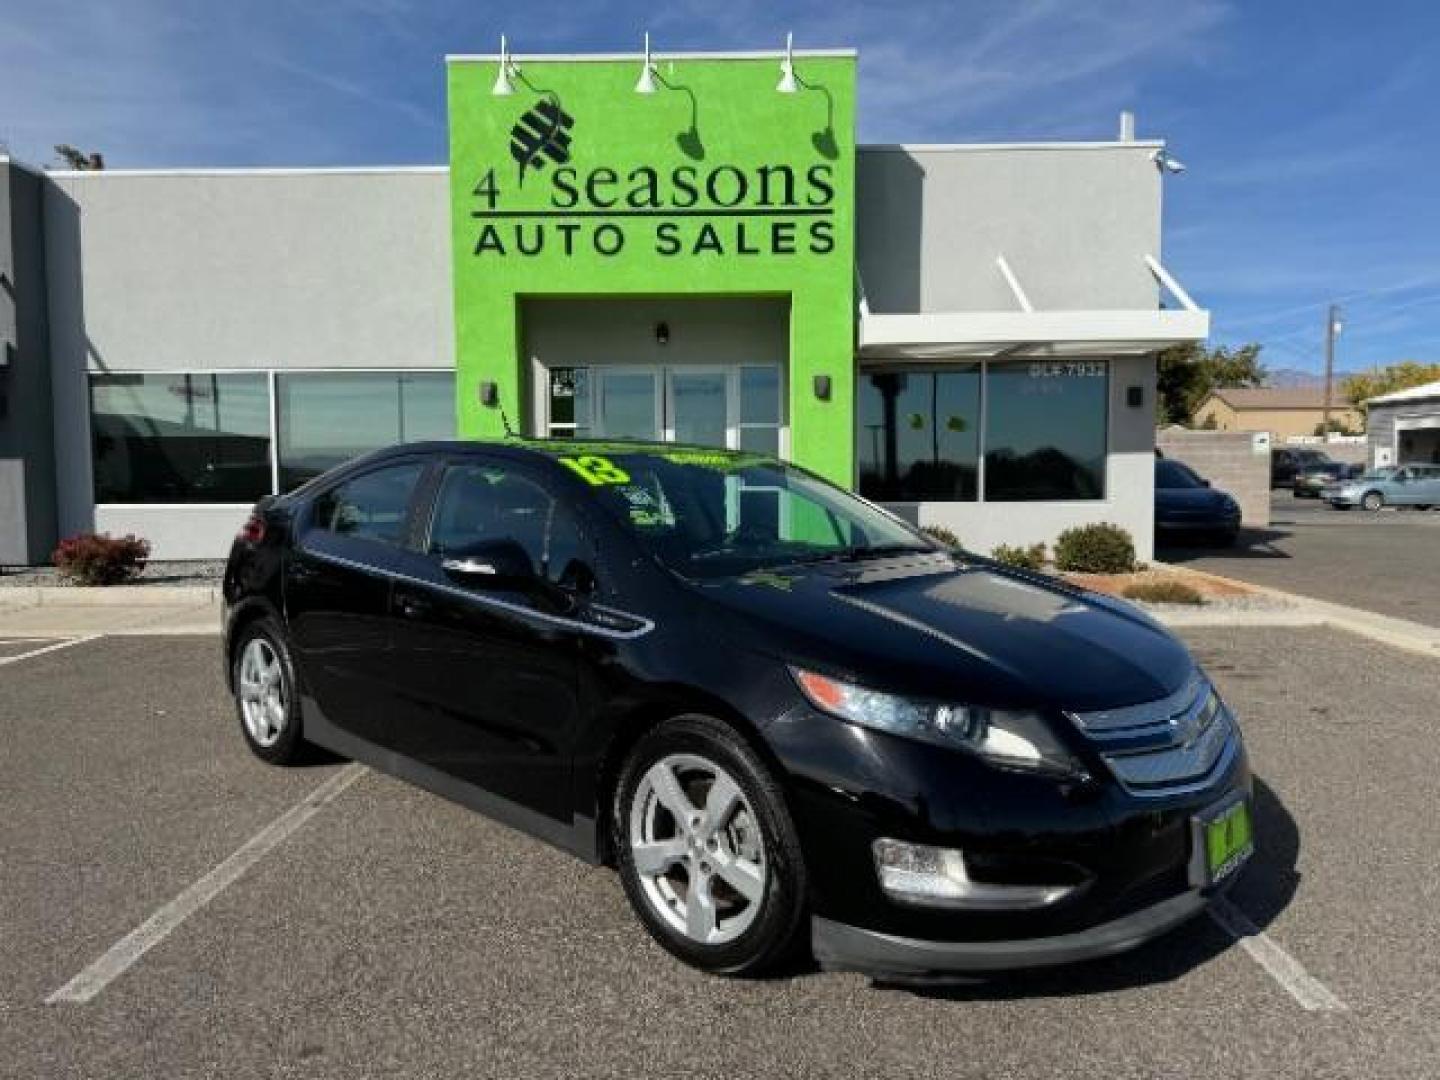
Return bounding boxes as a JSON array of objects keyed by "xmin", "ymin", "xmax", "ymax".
[{"xmin": 285, "ymin": 458, "xmax": 430, "ymax": 750}]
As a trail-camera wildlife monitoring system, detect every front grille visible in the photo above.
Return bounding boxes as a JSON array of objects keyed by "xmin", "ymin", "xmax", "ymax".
[{"xmin": 1069, "ymin": 671, "xmax": 1238, "ymax": 797}]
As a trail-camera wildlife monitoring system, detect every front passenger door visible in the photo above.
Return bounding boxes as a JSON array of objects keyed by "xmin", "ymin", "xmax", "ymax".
[{"xmin": 385, "ymin": 459, "xmax": 592, "ymax": 824}]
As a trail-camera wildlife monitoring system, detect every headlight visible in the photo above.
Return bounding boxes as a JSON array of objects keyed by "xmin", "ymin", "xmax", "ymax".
[{"xmin": 792, "ymin": 668, "xmax": 1087, "ymax": 779}]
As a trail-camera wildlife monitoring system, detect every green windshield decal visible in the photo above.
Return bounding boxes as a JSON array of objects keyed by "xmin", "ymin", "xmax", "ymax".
[
  {"xmin": 558, "ymin": 455, "xmax": 631, "ymax": 486},
  {"xmin": 657, "ymin": 450, "xmax": 771, "ymax": 471}
]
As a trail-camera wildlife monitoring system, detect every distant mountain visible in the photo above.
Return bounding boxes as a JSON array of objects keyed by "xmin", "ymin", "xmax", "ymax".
[{"xmin": 1264, "ymin": 367, "xmax": 1326, "ymax": 388}]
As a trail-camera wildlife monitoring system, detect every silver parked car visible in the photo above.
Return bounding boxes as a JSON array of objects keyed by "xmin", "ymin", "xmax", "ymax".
[{"xmin": 1324, "ymin": 464, "xmax": 1440, "ymax": 511}]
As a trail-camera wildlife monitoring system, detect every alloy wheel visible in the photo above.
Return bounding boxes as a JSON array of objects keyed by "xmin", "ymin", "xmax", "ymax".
[
  {"xmin": 628, "ymin": 753, "xmax": 767, "ymax": 946},
  {"xmin": 238, "ymin": 638, "xmax": 288, "ymax": 748}
]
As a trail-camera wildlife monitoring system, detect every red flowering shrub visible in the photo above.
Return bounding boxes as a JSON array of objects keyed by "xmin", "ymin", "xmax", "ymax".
[{"xmin": 52, "ymin": 532, "xmax": 151, "ymax": 586}]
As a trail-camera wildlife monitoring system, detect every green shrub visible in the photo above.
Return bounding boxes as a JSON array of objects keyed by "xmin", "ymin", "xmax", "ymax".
[
  {"xmin": 1121, "ymin": 578, "xmax": 1204, "ymax": 605},
  {"xmin": 920, "ymin": 524, "xmax": 961, "ymax": 549},
  {"xmin": 53, "ymin": 532, "xmax": 151, "ymax": 586},
  {"xmin": 990, "ymin": 542, "xmax": 1047, "ymax": 571},
  {"xmin": 1053, "ymin": 523, "xmax": 1136, "ymax": 574}
]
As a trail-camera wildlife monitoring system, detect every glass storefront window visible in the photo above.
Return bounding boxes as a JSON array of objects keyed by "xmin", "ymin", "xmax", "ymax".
[
  {"xmin": 90, "ymin": 373, "xmax": 271, "ymax": 503},
  {"xmin": 856, "ymin": 361, "xmax": 1109, "ymax": 502},
  {"xmin": 856, "ymin": 368, "xmax": 981, "ymax": 501},
  {"xmin": 277, "ymin": 372, "xmax": 455, "ymax": 491},
  {"xmin": 985, "ymin": 361, "xmax": 1108, "ymax": 501}
]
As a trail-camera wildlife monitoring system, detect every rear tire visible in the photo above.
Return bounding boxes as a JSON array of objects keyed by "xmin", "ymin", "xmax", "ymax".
[
  {"xmin": 232, "ymin": 616, "xmax": 310, "ymax": 766},
  {"xmin": 614, "ymin": 715, "xmax": 807, "ymax": 976}
]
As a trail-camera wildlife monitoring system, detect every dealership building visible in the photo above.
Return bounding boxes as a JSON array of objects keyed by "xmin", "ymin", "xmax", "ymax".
[{"xmin": 0, "ymin": 48, "xmax": 1208, "ymax": 565}]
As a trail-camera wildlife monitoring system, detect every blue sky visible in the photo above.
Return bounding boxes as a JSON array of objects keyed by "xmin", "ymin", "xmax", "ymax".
[{"xmin": 3, "ymin": 0, "xmax": 1437, "ymax": 374}]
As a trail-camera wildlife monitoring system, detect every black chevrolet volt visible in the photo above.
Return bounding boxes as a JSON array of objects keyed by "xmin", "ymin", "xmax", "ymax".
[{"xmin": 223, "ymin": 440, "xmax": 1253, "ymax": 978}]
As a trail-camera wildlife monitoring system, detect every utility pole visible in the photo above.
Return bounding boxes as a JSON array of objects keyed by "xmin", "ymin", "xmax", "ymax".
[{"xmin": 1322, "ymin": 303, "xmax": 1341, "ymax": 434}]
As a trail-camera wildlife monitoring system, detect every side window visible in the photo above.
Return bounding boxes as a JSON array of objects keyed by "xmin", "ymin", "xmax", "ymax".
[
  {"xmin": 428, "ymin": 463, "xmax": 588, "ymax": 585},
  {"xmin": 312, "ymin": 461, "xmax": 424, "ymax": 546}
]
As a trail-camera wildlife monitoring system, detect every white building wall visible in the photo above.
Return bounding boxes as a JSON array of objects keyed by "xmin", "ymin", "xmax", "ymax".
[{"xmin": 43, "ymin": 168, "xmax": 454, "ymax": 555}]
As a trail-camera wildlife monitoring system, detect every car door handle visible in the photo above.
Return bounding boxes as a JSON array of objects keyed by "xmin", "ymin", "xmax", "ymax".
[{"xmin": 395, "ymin": 593, "xmax": 433, "ymax": 618}]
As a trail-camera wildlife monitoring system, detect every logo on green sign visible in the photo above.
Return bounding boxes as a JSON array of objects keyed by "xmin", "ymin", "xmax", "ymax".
[
  {"xmin": 509, "ymin": 96, "xmax": 575, "ymax": 187},
  {"xmin": 471, "ymin": 98, "xmax": 837, "ymax": 260}
]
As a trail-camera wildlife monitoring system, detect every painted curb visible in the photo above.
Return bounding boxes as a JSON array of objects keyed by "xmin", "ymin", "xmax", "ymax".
[
  {"xmin": 1159, "ymin": 565, "xmax": 1440, "ymax": 658},
  {"xmin": 0, "ymin": 585, "xmax": 219, "ymax": 607}
]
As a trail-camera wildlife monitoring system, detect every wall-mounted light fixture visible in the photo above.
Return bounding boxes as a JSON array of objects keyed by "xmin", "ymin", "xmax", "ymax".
[
  {"xmin": 492, "ymin": 35, "xmax": 519, "ymax": 96},
  {"xmin": 479, "ymin": 380, "xmax": 499, "ymax": 408},
  {"xmin": 635, "ymin": 32, "xmax": 659, "ymax": 95},
  {"xmin": 813, "ymin": 373, "xmax": 832, "ymax": 401},
  {"xmin": 777, "ymin": 32, "xmax": 798, "ymax": 94},
  {"xmin": 1151, "ymin": 148, "xmax": 1187, "ymax": 174},
  {"xmin": 655, "ymin": 321, "xmax": 670, "ymax": 345},
  {"xmin": 1127, "ymin": 385, "xmax": 1144, "ymax": 409}
]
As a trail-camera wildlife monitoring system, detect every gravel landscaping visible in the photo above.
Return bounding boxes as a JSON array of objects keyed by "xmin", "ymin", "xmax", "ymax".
[{"xmin": 0, "ymin": 561, "xmax": 226, "ymax": 588}]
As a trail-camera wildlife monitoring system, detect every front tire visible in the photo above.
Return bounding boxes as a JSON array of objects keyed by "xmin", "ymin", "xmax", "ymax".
[
  {"xmin": 232, "ymin": 617, "xmax": 309, "ymax": 765},
  {"xmin": 1361, "ymin": 490, "xmax": 1385, "ymax": 512},
  {"xmin": 614, "ymin": 716, "xmax": 807, "ymax": 976}
]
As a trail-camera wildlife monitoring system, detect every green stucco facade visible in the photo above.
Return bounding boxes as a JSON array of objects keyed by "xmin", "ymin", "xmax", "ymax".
[{"xmin": 446, "ymin": 52, "xmax": 856, "ymax": 484}]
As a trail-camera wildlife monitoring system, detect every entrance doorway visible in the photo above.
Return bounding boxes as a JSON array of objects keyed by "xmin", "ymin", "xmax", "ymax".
[{"xmin": 545, "ymin": 365, "xmax": 784, "ymax": 454}]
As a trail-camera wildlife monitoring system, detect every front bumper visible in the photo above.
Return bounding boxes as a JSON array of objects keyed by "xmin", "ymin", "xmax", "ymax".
[
  {"xmin": 766, "ymin": 698, "xmax": 1252, "ymax": 972},
  {"xmin": 813, "ymin": 886, "xmax": 1214, "ymax": 975},
  {"xmin": 1156, "ymin": 513, "xmax": 1241, "ymax": 534}
]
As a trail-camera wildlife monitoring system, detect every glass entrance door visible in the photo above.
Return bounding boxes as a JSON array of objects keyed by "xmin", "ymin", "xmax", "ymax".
[
  {"xmin": 548, "ymin": 365, "xmax": 781, "ymax": 453},
  {"xmin": 666, "ymin": 369, "xmax": 729, "ymax": 447},
  {"xmin": 596, "ymin": 369, "xmax": 661, "ymax": 441}
]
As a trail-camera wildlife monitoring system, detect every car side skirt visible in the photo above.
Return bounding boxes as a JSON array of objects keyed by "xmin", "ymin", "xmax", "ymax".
[{"xmin": 300, "ymin": 693, "xmax": 602, "ymax": 864}]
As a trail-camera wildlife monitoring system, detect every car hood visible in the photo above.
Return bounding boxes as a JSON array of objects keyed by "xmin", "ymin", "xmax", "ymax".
[{"xmin": 690, "ymin": 554, "xmax": 1194, "ymax": 713}]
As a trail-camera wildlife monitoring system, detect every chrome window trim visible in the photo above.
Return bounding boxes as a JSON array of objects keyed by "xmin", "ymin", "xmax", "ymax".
[{"xmin": 296, "ymin": 545, "xmax": 655, "ymax": 641}]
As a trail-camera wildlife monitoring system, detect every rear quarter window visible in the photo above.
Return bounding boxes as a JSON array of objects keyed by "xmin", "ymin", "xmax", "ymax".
[{"xmin": 311, "ymin": 461, "xmax": 425, "ymax": 546}]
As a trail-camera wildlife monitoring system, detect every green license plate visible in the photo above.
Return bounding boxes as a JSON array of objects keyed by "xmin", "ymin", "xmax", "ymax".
[{"xmin": 1203, "ymin": 800, "xmax": 1254, "ymax": 883}]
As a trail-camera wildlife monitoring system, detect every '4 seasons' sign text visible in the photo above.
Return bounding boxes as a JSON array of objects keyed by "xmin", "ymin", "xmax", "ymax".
[{"xmin": 468, "ymin": 96, "xmax": 837, "ymax": 259}]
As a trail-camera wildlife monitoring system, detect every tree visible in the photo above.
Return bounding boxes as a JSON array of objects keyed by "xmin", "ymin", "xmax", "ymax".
[
  {"xmin": 1155, "ymin": 342, "xmax": 1267, "ymax": 426},
  {"xmin": 53, "ymin": 145, "xmax": 105, "ymax": 170},
  {"xmin": 1340, "ymin": 361, "xmax": 1440, "ymax": 416}
]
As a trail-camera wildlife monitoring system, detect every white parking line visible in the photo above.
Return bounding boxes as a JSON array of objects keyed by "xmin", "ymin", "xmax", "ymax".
[
  {"xmin": 46, "ymin": 763, "xmax": 368, "ymax": 1005},
  {"xmin": 0, "ymin": 635, "xmax": 103, "ymax": 666},
  {"xmin": 1209, "ymin": 897, "xmax": 1348, "ymax": 1012}
]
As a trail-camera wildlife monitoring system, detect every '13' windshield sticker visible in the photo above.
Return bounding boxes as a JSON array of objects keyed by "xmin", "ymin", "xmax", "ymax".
[{"xmin": 558, "ymin": 455, "xmax": 631, "ymax": 486}]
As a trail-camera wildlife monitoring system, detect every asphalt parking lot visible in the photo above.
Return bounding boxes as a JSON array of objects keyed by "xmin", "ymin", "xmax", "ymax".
[
  {"xmin": 3, "ymin": 630, "xmax": 1438, "ymax": 1078},
  {"xmin": 1161, "ymin": 491, "xmax": 1440, "ymax": 628}
]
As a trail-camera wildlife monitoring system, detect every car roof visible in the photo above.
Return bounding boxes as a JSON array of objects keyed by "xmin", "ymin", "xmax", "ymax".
[{"xmin": 367, "ymin": 438, "xmax": 776, "ymax": 462}]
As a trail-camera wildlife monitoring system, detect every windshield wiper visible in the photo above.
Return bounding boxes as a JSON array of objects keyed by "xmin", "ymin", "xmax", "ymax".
[{"xmin": 787, "ymin": 542, "xmax": 937, "ymax": 565}]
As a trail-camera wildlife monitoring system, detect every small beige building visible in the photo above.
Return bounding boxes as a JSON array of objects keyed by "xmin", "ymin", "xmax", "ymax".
[{"xmin": 1192, "ymin": 387, "xmax": 1362, "ymax": 438}]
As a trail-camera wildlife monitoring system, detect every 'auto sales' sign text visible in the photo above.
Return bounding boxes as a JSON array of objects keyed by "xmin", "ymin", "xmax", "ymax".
[{"xmin": 467, "ymin": 94, "xmax": 837, "ymax": 260}]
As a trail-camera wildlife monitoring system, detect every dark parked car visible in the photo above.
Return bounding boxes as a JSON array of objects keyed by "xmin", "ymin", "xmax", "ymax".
[
  {"xmin": 223, "ymin": 441, "xmax": 1253, "ymax": 979},
  {"xmin": 1292, "ymin": 460, "xmax": 1362, "ymax": 498},
  {"xmin": 1270, "ymin": 447, "xmax": 1332, "ymax": 488},
  {"xmin": 1155, "ymin": 459, "xmax": 1242, "ymax": 546}
]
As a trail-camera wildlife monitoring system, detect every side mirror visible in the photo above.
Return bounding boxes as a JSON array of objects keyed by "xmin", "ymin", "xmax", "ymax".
[
  {"xmin": 1201, "ymin": 479, "xmax": 1212, "ymax": 488},
  {"xmin": 441, "ymin": 539, "xmax": 536, "ymax": 588}
]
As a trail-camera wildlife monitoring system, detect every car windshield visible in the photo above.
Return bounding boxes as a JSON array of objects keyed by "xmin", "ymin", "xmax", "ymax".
[
  {"xmin": 547, "ymin": 447, "xmax": 937, "ymax": 578},
  {"xmin": 1156, "ymin": 460, "xmax": 1205, "ymax": 489},
  {"xmin": 1359, "ymin": 467, "xmax": 1398, "ymax": 481}
]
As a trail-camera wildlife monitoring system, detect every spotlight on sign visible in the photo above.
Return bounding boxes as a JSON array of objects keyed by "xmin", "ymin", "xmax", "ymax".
[
  {"xmin": 777, "ymin": 33, "xmax": 799, "ymax": 94},
  {"xmin": 492, "ymin": 35, "xmax": 519, "ymax": 97},
  {"xmin": 635, "ymin": 32, "xmax": 658, "ymax": 95}
]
